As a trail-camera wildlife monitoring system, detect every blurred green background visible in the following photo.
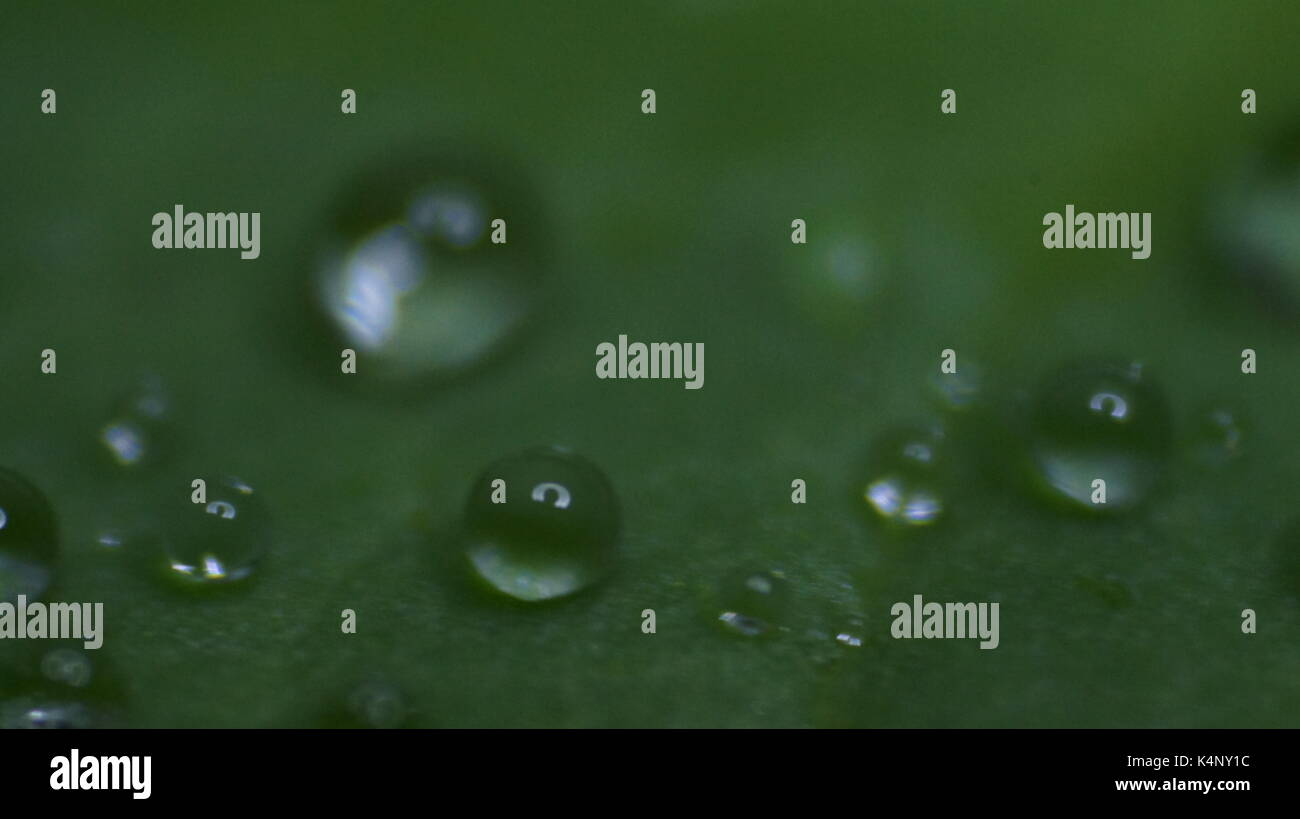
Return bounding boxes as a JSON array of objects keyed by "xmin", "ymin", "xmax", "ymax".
[{"xmin": 1, "ymin": 0, "xmax": 1298, "ymax": 727}]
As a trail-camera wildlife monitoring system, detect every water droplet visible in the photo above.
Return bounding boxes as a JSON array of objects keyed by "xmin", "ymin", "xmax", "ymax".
[
  {"xmin": 1026, "ymin": 361, "xmax": 1171, "ymax": 512},
  {"xmin": 717, "ymin": 569, "xmax": 788, "ymax": 637},
  {"xmin": 1190, "ymin": 406, "xmax": 1245, "ymax": 465},
  {"xmin": 0, "ymin": 698, "xmax": 99, "ymax": 728},
  {"xmin": 929, "ymin": 360, "xmax": 983, "ymax": 413},
  {"xmin": 463, "ymin": 447, "xmax": 618, "ymax": 602},
  {"xmin": 345, "ymin": 681, "xmax": 409, "ymax": 728},
  {"xmin": 315, "ymin": 157, "xmax": 540, "ymax": 383},
  {"xmin": 860, "ymin": 425, "xmax": 947, "ymax": 527},
  {"xmin": 162, "ymin": 476, "xmax": 269, "ymax": 585},
  {"xmin": 40, "ymin": 648, "xmax": 95, "ymax": 688},
  {"xmin": 0, "ymin": 468, "xmax": 57, "ymax": 603},
  {"xmin": 788, "ymin": 227, "xmax": 892, "ymax": 332},
  {"xmin": 98, "ymin": 375, "xmax": 172, "ymax": 469},
  {"xmin": 1212, "ymin": 131, "xmax": 1300, "ymax": 315}
]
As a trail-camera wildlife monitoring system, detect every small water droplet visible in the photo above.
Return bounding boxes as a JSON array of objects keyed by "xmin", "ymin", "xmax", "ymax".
[
  {"xmin": 0, "ymin": 468, "xmax": 57, "ymax": 603},
  {"xmin": 929, "ymin": 360, "xmax": 983, "ymax": 413},
  {"xmin": 716, "ymin": 569, "xmax": 788, "ymax": 637},
  {"xmin": 860, "ymin": 425, "xmax": 947, "ymax": 527},
  {"xmin": 1026, "ymin": 361, "xmax": 1171, "ymax": 512},
  {"xmin": 98, "ymin": 375, "xmax": 172, "ymax": 470},
  {"xmin": 162, "ymin": 476, "xmax": 269, "ymax": 585},
  {"xmin": 0, "ymin": 698, "xmax": 99, "ymax": 728},
  {"xmin": 315, "ymin": 157, "xmax": 540, "ymax": 383},
  {"xmin": 345, "ymin": 681, "xmax": 408, "ymax": 728},
  {"xmin": 1190, "ymin": 406, "xmax": 1245, "ymax": 465},
  {"xmin": 40, "ymin": 648, "xmax": 95, "ymax": 688},
  {"xmin": 463, "ymin": 447, "xmax": 618, "ymax": 602}
]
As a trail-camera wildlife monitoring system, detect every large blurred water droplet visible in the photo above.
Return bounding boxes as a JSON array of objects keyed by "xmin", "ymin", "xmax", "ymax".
[
  {"xmin": 463, "ymin": 447, "xmax": 618, "ymax": 602},
  {"xmin": 1212, "ymin": 131, "xmax": 1300, "ymax": 315},
  {"xmin": 315, "ymin": 158, "xmax": 540, "ymax": 383},
  {"xmin": 98, "ymin": 375, "xmax": 172, "ymax": 470},
  {"xmin": 1026, "ymin": 361, "xmax": 1171, "ymax": 512},
  {"xmin": 860, "ymin": 425, "xmax": 947, "ymax": 527},
  {"xmin": 717, "ymin": 569, "xmax": 788, "ymax": 637},
  {"xmin": 0, "ymin": 468, "xmax": 57, "ymax": 603},
  {"xmin": 162, "ymin": 476, "xmax": 270, "ymax": 585}
]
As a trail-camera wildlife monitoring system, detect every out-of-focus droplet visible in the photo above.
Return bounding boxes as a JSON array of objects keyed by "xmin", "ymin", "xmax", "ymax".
[
  {"xmin": 162, "ymin": 476, "xmax": 270, "ymax": 585},
  {"xmin": 860, "ymin": 425, "xmax": 947, "ymax": 527},
  {"xmin": 0, "ymin": 468, "xmax": 57, "ymax": 603},
  {"xmin": 1190, "ymin": 406, "xmax": 1245, "ymax": 466},
  {"xmin": 98, "ymin": 375, "xmax": 172, "ymax": 470},
  {"xmin": 929, "ymin": 359, "xmax": 983, "ymax": 413},
  {"xmin": 1212, "ymin": 131, "xmax": 1300, "ymax": 315},
  {"xmin": 717, "ymin": 569, "xmax": 788, "ymax": 637},
  {"xmin": 40, "ymin": 648, "xmax": 94, "ymax": 688},
  {"xmin": 0, "ymin": 698, "xmax": 100, "ymax": 728},
  {"xmin": 345, "ymin": 681, "xmax": 409, "ymax": 728},
  {"xmin": 463, "ymin": 447, "xmax": 618, "ymax": 602},
  {"xmin": 0, "ymin": 643, "xmax": 125, "ymax": 728},
  {"xmin": 1026, "ymin": 361, "xmax": 1171, "ymax": 512},
  {"xmin": 314, "ymin": 157, "xmax": 541, "ymax": 383},
  {"xmin": 788, "ymin": 227, "xmax": 891, "ymax": 332}
]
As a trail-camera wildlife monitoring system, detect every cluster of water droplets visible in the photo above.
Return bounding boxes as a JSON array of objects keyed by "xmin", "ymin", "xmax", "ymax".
[{"xmin": 8, "ymin": 131, "xmax": 1298, "ymax": 728}]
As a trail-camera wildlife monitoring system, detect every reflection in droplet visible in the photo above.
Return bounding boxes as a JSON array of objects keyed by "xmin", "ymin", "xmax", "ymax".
[
  {"xmin": 1027, "ymin": 361, "xmax": 1171, "ymax": 512},
  {"xmin": 0, "ymin": 468, "xmax": 57, "ymax": 603},
  {"xmin": 315, "ymin": 159, "xmax": 540, "ymax": 383},
  {"xmin": 162, "ymin": 477, "xmax": 269, "ymax": 585},
  {"xmin": 463, "ymin": 447, "xmax": 618, "ymax": 602}
]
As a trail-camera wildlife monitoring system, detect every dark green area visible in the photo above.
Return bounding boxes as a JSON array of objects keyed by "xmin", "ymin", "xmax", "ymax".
[{"xmin": 1, "ymin": 1, "xmax": 1297, "ymax": 727}]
